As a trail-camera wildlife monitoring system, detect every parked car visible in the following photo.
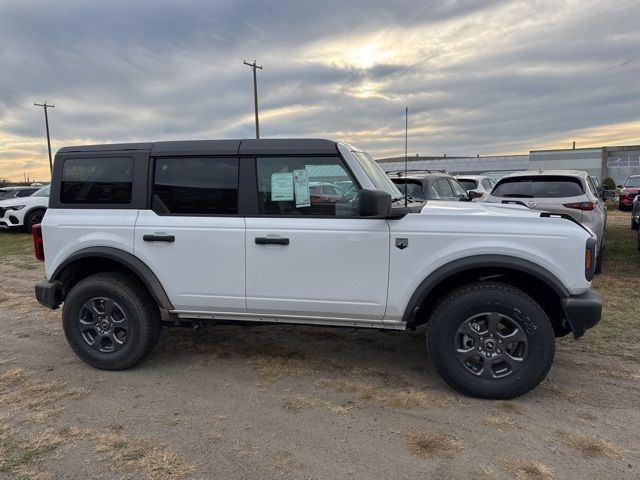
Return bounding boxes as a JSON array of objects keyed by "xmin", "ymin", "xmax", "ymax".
[
  {"xmin": 0, "ymin": 184, "xmax": 49, "ymax": 233},
  {"xmin": 0, "ymin": 186, "xmax": 40, "ymax": 200},
  {"xmin": 34, "ymin": 139, "xmax": 601, "ymax": 400},
  {"xmin": 484, "ymin": 170, "xmax": 614, "ymax": 274},
  {"xmin": 387, "ymin": 171, "xmax": 472, "ymax": 202},
  {"xmin": 455, "ymin": 175, "xmax": 496, "ymax": 200},
  {"xmin": 308, "ymin": 182, "xmax": 346, "ymax": 204},
  {"xmin": 631, "ymin": 193, "xmax": 640, "ymax": 230},
  {"xmin": 618, "ymin": 175, "xmax": 640, "ymax": 211}
]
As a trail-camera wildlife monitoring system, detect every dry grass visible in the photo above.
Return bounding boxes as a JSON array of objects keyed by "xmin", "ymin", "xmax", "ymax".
[
  {"xmin": 95, "ymin": 431, "xmax": 194, "ymax": 480},
  {"xmin": 406, "ymin": 432, "xmax": 463, "ymax": 459},
  {"xmin": 316, "ymin": 377, "xmax": 446, "ymax": 409},
  {"xmin": 0, "ymin": 368, "xmax": 89, "ymax": 415},
  {"xmin": 283, "ymin": 394, "xmax": 351, "ymax": 415},
  {"xmin": 482, "ymin": 415, "xmax": 517, "ymax": 430},
  {"xmin": 564, "ymin": 433, "xmax": 623, "ymax": 459},
  {"xmin": 504, "ymin": 459, "xmax": 555, "ymax": 480},
  {"xmin": 497, "ymin": 401, "xmax": 525, "ymax": 415},
  {"xmin": 476, "ymin": 465, "xmax": 493, "ymax": 480}
]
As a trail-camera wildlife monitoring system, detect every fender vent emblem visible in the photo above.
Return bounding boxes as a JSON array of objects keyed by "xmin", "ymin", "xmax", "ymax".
[{"xmin": 395, "ymin": 238, "xmax": 409, "ymax": 250}]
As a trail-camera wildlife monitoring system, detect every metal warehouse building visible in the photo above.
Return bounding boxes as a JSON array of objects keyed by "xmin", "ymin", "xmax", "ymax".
[{"xmin": 376, "ymin": 144, "xmax": 640, "ymax": 184}]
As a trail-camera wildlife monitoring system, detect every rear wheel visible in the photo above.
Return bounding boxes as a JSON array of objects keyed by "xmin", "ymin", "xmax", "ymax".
[
  {"xmin": 632, "ymin": 216, "xmax": 639, "ymax": 230},
  {"xmin": 62, "ymin": 272, "xmax": 161, "ymax": 370},
  {"xmin": 426, "ymin": 282, "xmax": 555, "ymax": 399},
  {"xmin": 24, "ymin": 209, "xmax": 45, "ymax": 234},
  {"xmin": 595, "ymin": 238, "xmax": 604, "ymax": 274}
]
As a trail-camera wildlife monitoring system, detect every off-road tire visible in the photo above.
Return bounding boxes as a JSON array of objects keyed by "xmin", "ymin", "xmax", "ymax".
[
  {"xmin": 62, "ymin": 272, "xmax": 161, "ymax": 370},
  {"xmin": 426, "ymin": 281, "xmax": 555, "ymax": 399}
]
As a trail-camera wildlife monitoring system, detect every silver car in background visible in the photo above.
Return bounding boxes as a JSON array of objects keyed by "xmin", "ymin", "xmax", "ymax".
[
  {"xmin": 484, "ymin": 170, "xmax": 614, "ymax": 273},
  {"xmin": 455, "ymin": 175, "xmax": 496, "ymax": 200}
]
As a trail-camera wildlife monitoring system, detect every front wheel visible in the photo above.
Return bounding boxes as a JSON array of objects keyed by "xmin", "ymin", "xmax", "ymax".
[
  {"xmin": 24, "ymin": 209, "xmax": 45, "ymax": 234},
  {"xmin": 427, "ymin": 282, "xmax": 555, "ymax": 399},
  {"xmin": 62, "ymin": 272, "xmax": 161, "ymax": 370}
]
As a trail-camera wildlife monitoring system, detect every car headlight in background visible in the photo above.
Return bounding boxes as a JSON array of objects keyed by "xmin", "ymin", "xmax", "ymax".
[{"xmin": 5, "ymin": 205, "xmax": 26, "ymax": 211}]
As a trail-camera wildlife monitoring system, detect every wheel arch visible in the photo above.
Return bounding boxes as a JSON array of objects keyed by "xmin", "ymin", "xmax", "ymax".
[
  {"xmin": 403, "ymin": 255, "xmax": 571, "ymax": 336},
  {"xmin": 51, "ymin": 247, "xmax": 173, "ymax": 310}
]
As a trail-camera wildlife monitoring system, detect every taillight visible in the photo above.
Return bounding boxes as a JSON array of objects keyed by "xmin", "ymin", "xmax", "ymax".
[
  {"xmin": 32, "ymin": 224, "xmax": 44, "ymax": 261},
  {"xmin": 563, "ymin": 201, "xmax": 595, "ymax": 211},
  {"xmin": 585, "ymin": 247, "xmax": 592, "ymax": 271}
]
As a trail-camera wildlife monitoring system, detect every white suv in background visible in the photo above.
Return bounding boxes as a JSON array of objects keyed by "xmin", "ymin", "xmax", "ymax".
[
  {"xmin": 0, "ymin": 185, "xmax": 49, "ymax": 232},
  {"xmin": 33, "ymin": 139, "xmax": 601, "ymax": 399},
  {"xmin": 455, "ymin": 175, "xmax": 496, "ymax": 200},
  {"xmin": 484, "ymin": 171, "xmax": 613, "ymax": 273}
]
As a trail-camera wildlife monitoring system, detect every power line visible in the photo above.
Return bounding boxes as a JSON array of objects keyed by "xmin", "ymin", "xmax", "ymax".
[
  {"xmin": 34, "ymin": 101, "xmax": 55, "ymax": 175},
  {"xmin": 243, "ymin": 60, "xmax": 263, "ymax": 139}
]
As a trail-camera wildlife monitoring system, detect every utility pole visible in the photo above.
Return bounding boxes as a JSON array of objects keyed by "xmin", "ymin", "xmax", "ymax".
[
  {"xmin": 34, "ymin": 101, "xmax": 55, "ymax": 175},
  {"xmin": 243, "ymin": 60, "xmax": 263, "ymax": 139}
]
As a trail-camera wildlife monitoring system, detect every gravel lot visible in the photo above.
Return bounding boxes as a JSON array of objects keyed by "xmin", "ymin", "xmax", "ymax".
[{"xmin": 0, "ymin": 210, "xmax": 639, "ymax": 480}]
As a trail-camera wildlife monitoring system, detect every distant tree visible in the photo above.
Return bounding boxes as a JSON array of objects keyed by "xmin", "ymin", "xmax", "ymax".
[
  {"xmin": 602, "ymin": 177, "xmax": 616, "ymax": 190},
  {"xmin": 0, "ymin": 178, "xmax": 10, "ymax": 187}
]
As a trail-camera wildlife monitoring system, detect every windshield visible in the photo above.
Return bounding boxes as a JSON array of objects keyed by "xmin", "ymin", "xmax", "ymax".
[
  {"xmin": 351, "ymin": 151, "xmax": 403, "ymax": 200},
  {"xmin": 33, "ymin": 185, "xmax": 50, "ymax": 197},
  {"xmin": 624, "ymin": 176, "xmax": 640, "ymax": 188},
  {"xmin": 458, "ymin": 179, "xmax": 478, "ymax": 190}
]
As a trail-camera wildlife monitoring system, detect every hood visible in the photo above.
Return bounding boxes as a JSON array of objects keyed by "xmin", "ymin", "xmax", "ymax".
[
  {"xmin": 0, "ymin": 195, "xmax": 48, "ymax": 208},
  {"xmin": 419, "ymin": 200, "xmax": 543, "ymax": 218}
]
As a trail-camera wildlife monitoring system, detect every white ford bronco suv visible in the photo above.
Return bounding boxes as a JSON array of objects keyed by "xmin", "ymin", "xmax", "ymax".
[{"xmin": 33, "ymin": 139, "xmax": 602, "ymax": 399}]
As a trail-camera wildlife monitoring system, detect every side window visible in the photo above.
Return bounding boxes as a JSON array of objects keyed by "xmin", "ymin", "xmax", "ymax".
[
  {"xmin": 16, "ymin": 189, "xmax": 35, "ymax": 197},
  {"xmin": 481, "ymin": 179, "xmax": 493, "ymax": 191},
  {"xmin": 256, "ymin": 156, "xmax": 359, "ymax": 216},
  {"xmin": 449, "ymin": 179, "xmax": 468, "ymax": 197},
  {"xmin": 586, "ymin": 177, "xmax": 598, "ymax": 196},
  {"xmin": 153, "ymin": 157, "xmax": 238, "ymax": 215},
  {"xmin": 61, "ymin": 157, "xmax": 133, "ymax": 204},
  {"xmin": 434, "ymin": 178, "xmax": 454, "ymax": 197}
]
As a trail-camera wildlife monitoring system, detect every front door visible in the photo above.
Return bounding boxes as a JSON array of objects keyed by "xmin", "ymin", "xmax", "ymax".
[
  {"xmin": 245, "ymin": 155, "xmax": 390, "ymax": 321},
  {"xmin": 134, "ymin": 156, "xmax": 245, "ymax": 313}
]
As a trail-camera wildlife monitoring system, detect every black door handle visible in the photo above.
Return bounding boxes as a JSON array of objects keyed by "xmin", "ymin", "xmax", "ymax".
[
  {"xmin": 255, "ymin": 237, "xmax": 289, "ymax": 245},
  {"xmin": 143, "ymin": 234, "xmax": 175, "ymax": 243}
]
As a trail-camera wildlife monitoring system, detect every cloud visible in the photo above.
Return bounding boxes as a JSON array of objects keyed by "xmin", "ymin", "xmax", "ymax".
[{"xmin": 0, "ymin": 0, "xmax": 639, "ymax": 180}]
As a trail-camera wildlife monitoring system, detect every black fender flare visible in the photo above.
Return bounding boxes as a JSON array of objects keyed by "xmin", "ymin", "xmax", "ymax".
[
  {"xmin": 402, "ymin": 254, "xmax": 570, "ymax": 324},
  {"xmin": 51, "ymin": 246, "xmax": 174, "ymax": 310}
]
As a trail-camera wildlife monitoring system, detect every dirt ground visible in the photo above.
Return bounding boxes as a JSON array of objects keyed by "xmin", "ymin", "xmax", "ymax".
[{"xmin": 1, "ymin": 211, "xmax": 639, "ymax": 480}]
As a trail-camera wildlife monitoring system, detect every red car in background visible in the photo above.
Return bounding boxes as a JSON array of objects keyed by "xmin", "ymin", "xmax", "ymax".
[
  {"xmin": 309, "ymin": 182, "xmax": 346, "ymax": 204},
  {"xmin": 618, "ymin": 175, "xmax": 640, "ymax": 210}
]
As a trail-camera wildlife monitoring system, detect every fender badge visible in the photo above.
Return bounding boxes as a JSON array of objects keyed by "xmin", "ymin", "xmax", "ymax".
[{"xmin": 395, "ymin": 238, "xmax": 409, "ymax": 250}]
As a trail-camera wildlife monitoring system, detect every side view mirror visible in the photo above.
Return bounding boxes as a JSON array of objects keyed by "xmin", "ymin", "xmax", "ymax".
[
  {"xmin": 468, "ymin": 190, "xmax": 483, "ymax": 200},
  {"xmin": 617, "ymin": 185, "xmax": 623, "ymax": 188},
  {"xmin": 603, "ymin": 190, "xmax": 615, "ymax": 200},
  {"xmin": 359, "ymin": 189, "xmax": 392, "ymax": 217}
]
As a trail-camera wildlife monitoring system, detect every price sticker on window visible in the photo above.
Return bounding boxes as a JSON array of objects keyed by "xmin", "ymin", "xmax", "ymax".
[
  {"xmin": 293, "ymin": 169, "xmax": 310, "ymax": 207},
  {"xmin": 271, "ymin": 172, "xmax": 294, "ymax": 201}
]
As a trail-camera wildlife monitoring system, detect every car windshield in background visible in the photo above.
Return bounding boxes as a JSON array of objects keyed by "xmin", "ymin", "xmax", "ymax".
[
  {"xmin": 458, "ymin": 179, "xmax": 478, "ymax": 190},
  {"xmin": 624, "ymin": 177, "xmax": 640, "ymax": 187},
  {"xmin": 391, "ymin": 179, "xmax": 424, "ymax": 198},
  {"xmin": 351, "ymin": 151, "xmax": 403, "ymax": 200},
  {"xmin": 492, "ymin": 176, "xmax": 584, "ymax": 198}
]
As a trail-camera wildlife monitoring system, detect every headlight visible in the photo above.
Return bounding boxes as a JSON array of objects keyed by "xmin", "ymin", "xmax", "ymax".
[{"xmin": 5, "ymin": 205, "xmax": 26, "ymax": 211}]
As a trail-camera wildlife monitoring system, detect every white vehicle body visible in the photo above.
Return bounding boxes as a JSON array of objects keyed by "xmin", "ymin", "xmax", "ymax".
[
  {"xmin": 0, "ymin": 185, "xmax": 49, "ymax": 230},
  {"xmin": 455, "ymin": 175, "xmax": 496, "ymax": 200},
  {"xmin": 40, "ymin": 144, "xmax": 593, "ymax": 330}
]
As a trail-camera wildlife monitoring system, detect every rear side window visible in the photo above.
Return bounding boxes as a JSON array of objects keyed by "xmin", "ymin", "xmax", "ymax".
[
  {"xmin": 153, "ymin": 157, "xmax": 238, "ymax": 214},
  {"xmin": 434, "ymin": 178, "xmax": 454, "ymax": 197},
  {"xmin": 492, "ymin": 176, "xmax": 585, "ymax": 198},
  {"xmin": 16, "ymin": 188, "xmax": 36, "ymax": 197},
  {"xmin": 391, "ymin": 179, "xmax": 424, "ymax": 198},
  {"xmin": 61, "ymin": 157, "xmax": 133, "ymax": 204},
  {"xmin": 481, "ymin": 179, "xmax": 493, "ymax": 191}
]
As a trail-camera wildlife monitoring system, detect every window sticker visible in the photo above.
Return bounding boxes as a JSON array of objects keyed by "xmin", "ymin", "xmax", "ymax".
[
  {"xmin": 293, "ymin": 169, "xmax": 310, "ymax": 207},
  {"xmin": 271, "ymin": 172, "xmax": 294, "ymax": 201}
]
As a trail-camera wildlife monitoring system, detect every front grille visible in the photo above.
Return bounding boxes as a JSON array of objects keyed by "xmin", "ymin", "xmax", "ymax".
[{"xmin": 0, "ymin": 208, "xmax": 5, "ymax": 218}]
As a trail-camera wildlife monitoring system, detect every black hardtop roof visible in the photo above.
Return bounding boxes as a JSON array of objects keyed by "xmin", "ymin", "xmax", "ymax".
[{"xmin": 56, "ymin": 138, "xmax": 339, "ymax": 156}]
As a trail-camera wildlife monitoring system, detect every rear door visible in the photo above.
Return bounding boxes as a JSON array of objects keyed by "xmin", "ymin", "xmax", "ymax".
[
  {"xmin": 134, "ymin": 156, "xmax": 245, "ymax": 313},
  {"xmin": 245, "ymin": 155, "xmax": 390, "ymax": 321}
]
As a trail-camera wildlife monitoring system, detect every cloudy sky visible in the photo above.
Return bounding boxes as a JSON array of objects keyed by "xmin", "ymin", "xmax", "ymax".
[{"xmin": 1, "ymin": 0, "xmax": 639, "ymax": 181}]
